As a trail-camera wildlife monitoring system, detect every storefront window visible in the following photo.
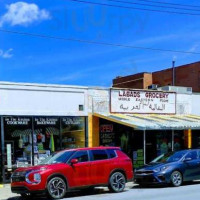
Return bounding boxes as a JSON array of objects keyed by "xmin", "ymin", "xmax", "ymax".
[
  {"xmin": 3, "ymin": 116, "xmax": 32, "ymax": 182},
  {"xmin": 192, "ymin": 130, "xmax": 200, "ymax": 149},
  {"xmin": 33, "ymin": 117, "xmax": 60, "ymax": 165},
  {"xmin": 99, "ymin": 119, "xmax": 144, "ymax": 168},
  {"xmin": 61, "ymin": 117, "xmax": 85, "ymax": 149},
  {"xmin": 146, "ymin": 130, "xmax": 172, "ymax": 163}
]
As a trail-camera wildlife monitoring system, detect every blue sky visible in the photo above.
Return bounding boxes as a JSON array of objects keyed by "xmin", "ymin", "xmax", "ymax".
[{"xmin": 0, "ymin": 0, "xmax": 200, "ymax": 87}]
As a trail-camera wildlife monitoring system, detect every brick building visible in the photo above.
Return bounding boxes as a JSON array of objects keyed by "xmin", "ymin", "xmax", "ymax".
[{"xmin": 112, "ymin": 61, "xmax": 200, "ymax": 92}]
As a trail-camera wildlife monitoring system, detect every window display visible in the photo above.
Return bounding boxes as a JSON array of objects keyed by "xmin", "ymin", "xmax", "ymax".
[
  {"xmin": 33, "ymin": 117, "xmax": 60, "ymax": 165},
  {"xmin": 3, "ymin": 117, "xmax": 32, "ymax": 182},
  {"xmin": 61, "ymin": 117, "xmax": 85, "ymax": 149}
]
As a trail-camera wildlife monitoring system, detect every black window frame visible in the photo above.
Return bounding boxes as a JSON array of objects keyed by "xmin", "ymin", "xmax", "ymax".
[
  {"xmin": 90, "ymin": 149, "xmax": 109, "ymax": 161},
  {"xmin": 67, "ymin": 150, "xmax": 90, "ymax": 164},
  {"xmin": 106, "ymin": 149, "xmax": 117, "ymax": 159},
  {"xmin": 185, "ymin": 151, "xmax": 198, "ymax": 161}
]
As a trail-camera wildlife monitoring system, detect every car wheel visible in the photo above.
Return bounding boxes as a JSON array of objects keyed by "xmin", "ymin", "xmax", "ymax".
[
  {"xmin": 171, "ymin": 171, "xmax": 183, "ymax": 187},
  {"xmin": 47, "ymin": 177, "xmax": 67, "ymax": 199},
  {"xmin": 109, "ymin": 172, "xmax": 126, "ymax": 193}
]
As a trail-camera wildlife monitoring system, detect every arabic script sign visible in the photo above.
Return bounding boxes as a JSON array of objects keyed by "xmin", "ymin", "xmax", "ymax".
[{"xmin": 110, "ymin": 89, "xmax": 176, "ymax": 114}]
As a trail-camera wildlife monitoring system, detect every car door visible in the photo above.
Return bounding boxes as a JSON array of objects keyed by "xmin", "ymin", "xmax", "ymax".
[
  {"xmin": 183, "ymin": 151, "xmax": 199, "ymax": 181},
  {"xmin": 89, "ymin": 149, "xmax": 110, "ymax": 185},
  {"xmin": 196, "ymin": 150, "xmax": 200, "ymax": 179},
  {"xmin": 68, "ymin": 150, "xmax": 92, "ymax": 187}
]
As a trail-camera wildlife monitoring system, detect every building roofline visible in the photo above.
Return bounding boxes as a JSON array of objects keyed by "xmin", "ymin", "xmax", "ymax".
[{"xmin": 153, "ymin": 60, "xmax": 200, "ymax": 74}]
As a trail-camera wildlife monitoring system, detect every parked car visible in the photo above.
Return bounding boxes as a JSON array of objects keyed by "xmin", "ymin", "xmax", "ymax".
[
  {"xmin": 11, "ymin": 147, "xmax": 133, "ymax": 199},
  {"xmin": 134, "ymin": 149, "xmax": 200, "ymax": 187}
]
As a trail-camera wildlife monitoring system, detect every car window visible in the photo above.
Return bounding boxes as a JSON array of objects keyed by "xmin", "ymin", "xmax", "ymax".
[
  {"xmin": 107, "ymin": 149, "xmax": 117, "ymax": 158},
  {"xmin": 185, "ymin": 151, "xmax": 198, "ymax": 160},
  {"xmin": 70, "ymin": 151, "xmax": 89, "ymax": 163},
  {"xmin": 198, "ymin": 151, "xmax": 200, "ymax": 159},
  {"xmin": 91, "ymin": 150, "xmax": 108, "ymax": 161}
]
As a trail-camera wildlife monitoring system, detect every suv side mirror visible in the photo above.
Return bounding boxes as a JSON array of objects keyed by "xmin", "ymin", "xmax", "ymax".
[
  {"xmin": 184, "ymin": 157, "xmax": 192, "ymax": 162},
  {"xmin": 70, "ymin": 159, "xmax": 78, "ymax": 165}
]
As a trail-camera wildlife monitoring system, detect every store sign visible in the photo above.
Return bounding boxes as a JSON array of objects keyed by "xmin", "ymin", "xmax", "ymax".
[
  {"xmin": 62, "ymin": 117, "xmax": 83, "ymax": 125},
  {"xmin": 4, "ymin": 117, "xmax": 31, "ymax": 125},
  {"xmin": 100, "ymin": 124, "xmax": 115, "ymax": 146},
  {"xmin": 34, "ymin": 117, "xmax": 59, "ymax": 125},
  {"xmin": 7, "ymin": 144, "xmax": 12, "ymax": 169},
  {"xmin": 110, "ymin": 89, "xmax": 176, "ymax": 114}
]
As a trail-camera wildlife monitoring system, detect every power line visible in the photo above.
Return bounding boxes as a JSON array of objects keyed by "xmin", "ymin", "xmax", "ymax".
[
  {"xmin": 135, "ymin": 0, "xmax": 200, "ymax": 9},
  {"xmin": 0, "ymin": 29, "xmax": 200, "ymax": 55},
  {"xmin": 66, "ymin": 0, "xmax": 200, "ymax": 16},
  {"xmin": 107, "ymin": 0, "xmax": 200, "ymax": 12}
]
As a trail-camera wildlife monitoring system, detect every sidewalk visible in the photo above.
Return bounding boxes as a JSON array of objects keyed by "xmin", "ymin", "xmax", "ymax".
[{"xmin": 0, "ymin": 184, "xmax": 19, "ymax": 200}]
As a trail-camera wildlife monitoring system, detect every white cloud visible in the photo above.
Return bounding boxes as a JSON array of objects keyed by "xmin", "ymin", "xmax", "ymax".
[
  {"xmin": 0, "ymin": 2, "xmax": 50, "ymax": 27},
  {"xmin": 188, "ymin": 44, "xmax": 199, "ymax": 52},
  {"xmin": 0, "ymin": 48, "xmax": 13, "ymax": 58}
]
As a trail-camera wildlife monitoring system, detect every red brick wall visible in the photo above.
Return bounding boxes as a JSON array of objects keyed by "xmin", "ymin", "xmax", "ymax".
[
  {"xmin": 112, "ymin": 62, "xmax": 200, "ymax": 92},
  {"xmin": 112, "ymin": 73, "xmax": 152, "ymax": 89},
  {"xmin": 153, "ymin": 62, "xmax": 200, "ymax": 92}
]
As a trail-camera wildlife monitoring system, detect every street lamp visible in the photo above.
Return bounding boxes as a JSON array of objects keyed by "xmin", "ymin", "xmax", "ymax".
[{"xmin": 172, "ymin": 56, "xmax": 176, "ymax": 86}]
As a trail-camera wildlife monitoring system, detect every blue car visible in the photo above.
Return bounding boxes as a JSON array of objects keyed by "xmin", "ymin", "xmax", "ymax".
[{"xmin": 134, "ymin": 149, "xmax": 200, "ymax": 187}]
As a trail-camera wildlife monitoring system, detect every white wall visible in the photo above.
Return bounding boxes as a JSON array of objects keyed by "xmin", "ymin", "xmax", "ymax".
[
  {"xmin": 192, "ymin": 93, "xmax": 200, "ymax": 116},
  {"xmin": 176, "ymin": 94, "xmax": 192, "ymax": 115},
  {"xmin": 0, "ymin": 82, "xmax": 88, "ymax": 116}
]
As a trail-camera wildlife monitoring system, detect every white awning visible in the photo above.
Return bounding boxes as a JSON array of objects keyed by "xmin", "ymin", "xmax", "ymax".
[{"xmin": 94, "ymin": 113, "xmax": 200, "ymax": 130}]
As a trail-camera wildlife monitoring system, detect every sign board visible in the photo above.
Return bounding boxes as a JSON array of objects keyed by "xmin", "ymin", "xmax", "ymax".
[
  {"xmin": 7, "ymin": 144, "xmax": 12, "ymax": 169},
  {"xmin": 110, "ymin": 89, "xmax": 176, "ymax": 114}
]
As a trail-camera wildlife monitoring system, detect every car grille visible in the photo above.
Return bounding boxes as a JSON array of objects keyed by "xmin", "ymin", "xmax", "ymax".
[
  {"xmin": 11, "ymin": 171, "xmax": 26, "ymax": 182},
  {"xmin": 136, "ymin": 170, "xmax": 154, "ymax": 175}
]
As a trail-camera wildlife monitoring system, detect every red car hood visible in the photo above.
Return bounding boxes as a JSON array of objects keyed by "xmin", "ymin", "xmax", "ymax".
[{"xmin": 15, "ymin": 163, "xmax": 67, "ymax": 172}]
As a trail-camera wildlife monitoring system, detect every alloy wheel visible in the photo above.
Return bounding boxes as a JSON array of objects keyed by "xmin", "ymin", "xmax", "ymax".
[
  {"xmin": 109, "ymin": 172, "xmax": 126, "ymax": 192},
  {"xmin": 171, "ymin": 171, "xmax": 183, "ymax": 187},
  {"xmin": 47, "ymin": 177, "xmax": 67, "ymax": 199}
]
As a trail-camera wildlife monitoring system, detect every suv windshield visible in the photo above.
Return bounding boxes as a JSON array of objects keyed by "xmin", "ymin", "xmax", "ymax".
[
  {"xmin": 151, "ymin": 151, "xmax": 186, "ymax": 163},
  {"xmin": 39, "ymin": 151, "xmax": 74, "ymax": 165}
]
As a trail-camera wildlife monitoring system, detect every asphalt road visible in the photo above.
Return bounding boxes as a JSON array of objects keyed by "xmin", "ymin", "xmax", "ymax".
[{"xmin": 4, "ymin": 182, "xmax": 200, "ymax": 200}]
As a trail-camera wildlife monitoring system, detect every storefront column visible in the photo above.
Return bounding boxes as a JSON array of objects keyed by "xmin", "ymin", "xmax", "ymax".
[
  {"xmin": 31, "ymin": 117, "xmax": 34, "ymax": 166},
  {"xmin": 143, "ymin": 130, "xmax": 146, "ymax": 164},
  {"xmin": 172, "ymin": 130, "xmax": 174, "ymax": 151},
  {"xmin": 88, "ymin": 114, "xmax": 99, "ymax": 147},
  {"xmin": 1, "ymin": 117, "xmax": 5, "ymax": 182},
  {"xmin": 184, "ymin": 129, "xmax": 192, "ymax": 149}
]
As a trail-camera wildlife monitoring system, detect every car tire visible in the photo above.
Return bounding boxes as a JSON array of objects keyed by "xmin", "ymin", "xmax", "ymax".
[
  {"xmin": 47, "ymin": 177, "xmax": 67, "ymax": 199},
  {"xmin": 171, "ymin": 171, "xmax": 183, "ymax": 187},
  {"xmin": 108, "ymin": 171, "xmax": 126, "ymax": 193}
]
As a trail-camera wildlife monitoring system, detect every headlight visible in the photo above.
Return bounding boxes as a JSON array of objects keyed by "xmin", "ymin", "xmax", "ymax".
[
  {"xmin": 25, "ymin": 170, "xmax": 44, "ymax": 184},
  {"xmin": 34, "ymin": 173, "xmax": 41, "ymax": 182},
  {"xmin": 153, "ymin": 168, "xmax": 160, "ymax": 173},
  {"xmin": 154, "ymin": 166, "xmax": 169, "ymax": 173},
  {"xmin": 160, "ymin": 166, "xmax": 170, "ymax": 171}
]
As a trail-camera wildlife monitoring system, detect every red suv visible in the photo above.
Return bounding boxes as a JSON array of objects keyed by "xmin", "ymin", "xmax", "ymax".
[{"xmin": 11, "ymin": 147, "xmax": 133, "ymax": 199}]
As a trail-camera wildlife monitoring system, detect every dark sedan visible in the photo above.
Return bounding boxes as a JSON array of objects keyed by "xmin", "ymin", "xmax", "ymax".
[{"xmin": 134, "ymin": 149, "xmax": 200, "ymax": 187}]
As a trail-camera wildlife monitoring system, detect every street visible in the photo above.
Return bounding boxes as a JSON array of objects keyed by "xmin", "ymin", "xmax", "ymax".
[{"xmin": 2, "ymin": 182, "xmax": 200, "ymax": 200}]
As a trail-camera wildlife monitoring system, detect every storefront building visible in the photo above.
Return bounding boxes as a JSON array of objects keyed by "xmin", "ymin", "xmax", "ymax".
[
  {"xmin": 1, "ymin": 82, "xmax": 200, "ymax": 183},
  {"xmin": 0, "ymin": 82, "xmax": 89, "ymax": 183},
  {"xmin": 88, "ymin": 87, "xmax": 200, "ymax": 169}
]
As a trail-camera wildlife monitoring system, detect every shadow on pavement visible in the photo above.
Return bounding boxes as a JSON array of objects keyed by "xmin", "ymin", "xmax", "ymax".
[
  {"xmin": 132, "ymin": 181, "xmax": 200, "ymax": 189},
  {"xmin": 5, "ymin": 188, "xmax": 111, "ymax": 200}
]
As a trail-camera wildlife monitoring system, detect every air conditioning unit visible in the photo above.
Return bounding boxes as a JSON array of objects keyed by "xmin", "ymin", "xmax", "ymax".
[
  {"xmin": 158, "ymin": 86, "xmax": 192, "ymax": 94},
  {"xmin": 148, "ymin": 84, "xmax": 158, "ymax": 90}
]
